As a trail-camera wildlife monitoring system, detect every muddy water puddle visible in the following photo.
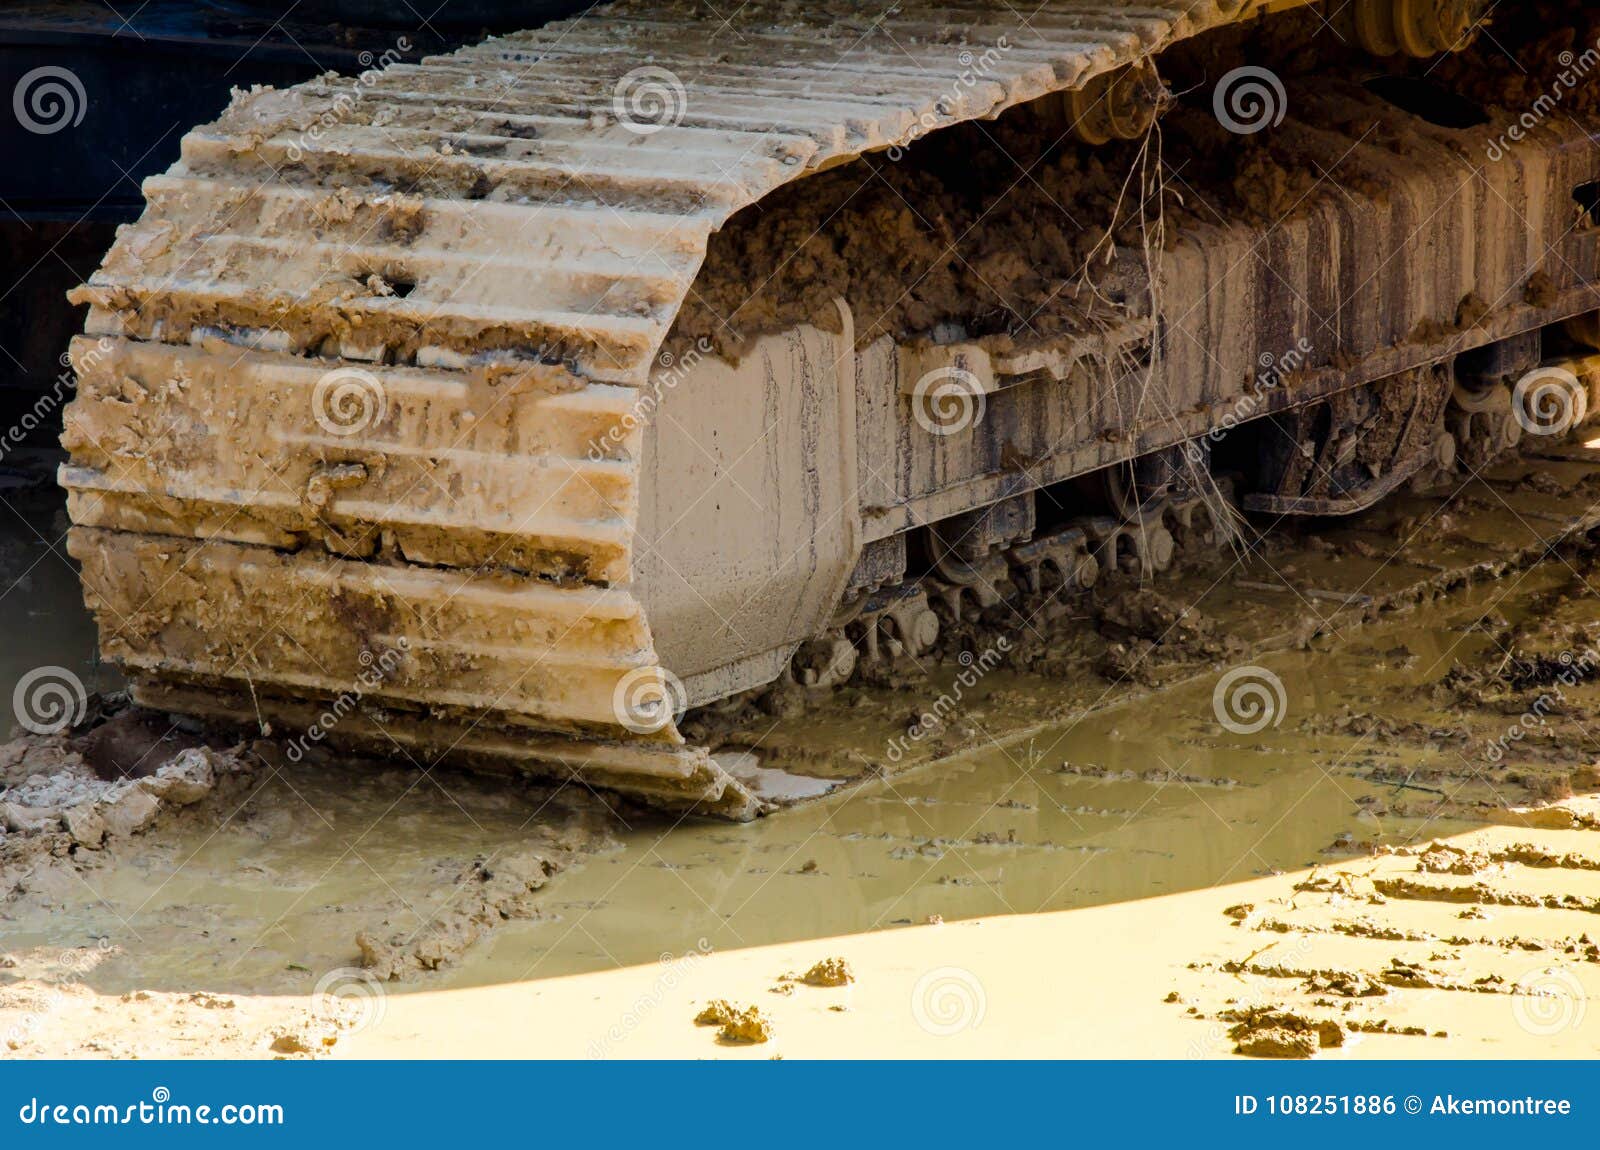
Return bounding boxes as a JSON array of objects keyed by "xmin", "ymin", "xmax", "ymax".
[
  {"xmin": 476, "ymin": 615, "xmax": 1497, "ymax": 984},
  {"xmin": 0, "ymin": 488, "xmax": 113, "ymax": 711}
]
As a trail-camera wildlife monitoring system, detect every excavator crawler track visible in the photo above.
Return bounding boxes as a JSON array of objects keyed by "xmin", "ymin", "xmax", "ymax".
[
  {"xmin": 62, "ymin": 0, "xmax": 1591, "ymax": 819},
  {"xmin": 63, "ymin": 1, "xmax": 1295, "ymax": 817}
]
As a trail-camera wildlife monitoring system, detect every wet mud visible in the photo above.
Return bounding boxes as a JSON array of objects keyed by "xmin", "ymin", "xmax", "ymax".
[
  {"xmin": 5, "ymin": 543, "xmax": 1600, "ymax": 1054},
  {"xmin": 669, "ymin": 3, "xmax": 1577, "ymax": 358}
]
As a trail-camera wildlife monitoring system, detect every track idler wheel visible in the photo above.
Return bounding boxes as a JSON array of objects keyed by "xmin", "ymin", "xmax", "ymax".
[
  {"xmin": 1068, "ymin": 59, "xmax": 1166, "ymax": 145},
  {"xmin": 849, "ymin": 583, "xmax": 944, "ymax": 665},
  {"xmin": 885, "ymin": 599, "xmax": 941, "ymax": 659},
  {"xmin": 929, "ymin": 555, "xmax": 1011, "ymax": 621},
  {"xmin": 1352, "ymin": 0, "xmax": 1487, "ymax": 57},
  {"xmin": 1431, "ymin": 429, "xmax": 1458, "ymax": 471},
  {"xmin": 1008, "ymin": 528, "xmax": 1099, "ymax": 595},
  {"xmin": 1448, "ymin": 380, "xmax": 1521, "ymax": 468},
  {"xmin": 1085, "ymin": 516, "xmax": 1176, "ymax": 579},
  {"xmin": 790, "ymin": 636, "xmax": 859, "ymax": 689}
]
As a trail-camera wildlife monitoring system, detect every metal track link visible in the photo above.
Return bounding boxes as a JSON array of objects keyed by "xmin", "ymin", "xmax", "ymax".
[{"xmin": 799, "ymin": 489, "xmax": 1227, "ymax": 689}]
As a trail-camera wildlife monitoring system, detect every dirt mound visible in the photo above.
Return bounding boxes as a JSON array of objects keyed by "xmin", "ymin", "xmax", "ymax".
[
  {"xmin": 797, "ymin": 957, "xmax": 854, "ymax": 987},
  {"xmin": 1223, "ymin": 1006, "xmax": 1344, "ymax": 1059},
  {"xmin": 694, "ymin": 999, "xmax": 774, "ymax": 1044},
  {"xmin": 669, "ymin": 3, "xmax": 1562, "ymax": 360},
  {"xmin": 2, "ymin": 721, "xmax": 255, "ymax": 903}
]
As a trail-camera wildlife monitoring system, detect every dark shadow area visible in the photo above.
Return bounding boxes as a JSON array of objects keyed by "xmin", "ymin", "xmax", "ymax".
[{"xmin": 1363, "ymin": 74, "xmax": 1490, "ymax": 129}]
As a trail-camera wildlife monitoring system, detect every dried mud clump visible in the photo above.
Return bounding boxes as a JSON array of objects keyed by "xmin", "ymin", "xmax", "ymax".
[
  {"xmin": 1234, "ymin": 1028, "xmax": 1318, "ymax": 1059},
  {"xmin": 1302, "ymin": 970, "xmax": 1388, "ymax": 999},
  {"xmin": 667, "ymin": 1, "xmax": 1542, "ymax": 361},
  {"xmin": 1415, "ymin": 842, "xmax": 1491, "ymax": 876},
  {"xmin": 799, "ymin": 957, "xmax": 855, "ymax": 987},
  {"xmin": 1094, "ymin": 591, "xmax": 1245, "ymax": 670},
  {"xmin": 1223, "ymin": 1007, "xmax": 1344, "ymax": 1059},
  {"xmin": 2, "ymin": 719, "xmax": 253, "ymax": 902},
  {"xmin": 268, "ymin": 1032, "xmax": 317, "ymax": 1057},
  {"xmin": 671, "ymin": 110, "xmax": 1159, "ymax": 358},
  {"xmin": 694, "ymin": 999, "xmax": 774, "ymax": 1044}
]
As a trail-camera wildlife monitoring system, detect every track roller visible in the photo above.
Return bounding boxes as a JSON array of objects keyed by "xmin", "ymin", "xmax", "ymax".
[
  {"xmin": 1449, "ymin": 380, "xmax": 1523, "ymax": 468},
  {"xmin": 790, "ymin": 636, "xmax": 859, "ymax": 690},
  {"xmin": 1067, "ymin": 59, "xmax": 1166, "ymax": 145},
  {"xmin": 1349, "ymin": 0, "xmax": 1487, "ymax": 58}
]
